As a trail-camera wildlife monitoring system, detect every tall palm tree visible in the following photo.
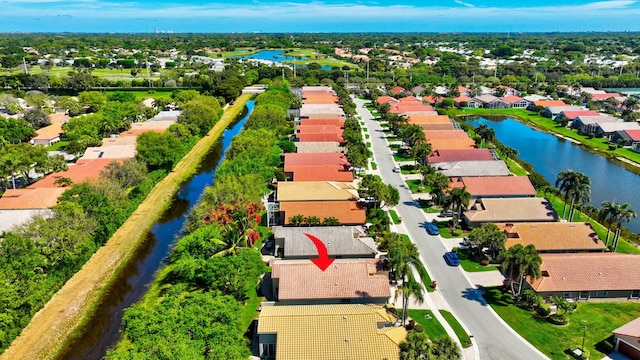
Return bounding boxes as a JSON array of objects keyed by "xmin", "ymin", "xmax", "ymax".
[
  {"xmin": 444, "ymin": 186, "xmax": 471, "ymax": 222},
  {"xmin": 567, "ymin": 179, "xmax": 591, "ymax": 221},
  {"xmin": 501, "ymin": 244, "xmax": 542, "ymax": 297},
  {"xmin": 400, "ymin": 331, "xmax": 433, "ymax": 360},
  {"xmin": 388, "ymin": 234, "xmax": 421, "ymax": 324},
  {"xmin": 623, "ymin": 96, "xmax": 639, "ymax": 111},
  {"xmin": 599, "ymin": 201, "xmax": 619, "ymax": 248},
  {"xmin": 612, "ymin": 203, "xmax": 637, "ymax": 252},
  {"xmin": 394, "ymin": 272, "xmax": 424, "ymax": 326},
  {"xmin": 431, "ymin": 336, "xmax": 461, "ymax": 360},
  {"xmin": 556, "ymin": 170, "xmax": 589, "ymax": 220}
]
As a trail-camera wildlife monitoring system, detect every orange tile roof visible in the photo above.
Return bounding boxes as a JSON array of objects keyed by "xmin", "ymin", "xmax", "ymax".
[
  {"xmin": 529, "ymin": 253, "xmax": 640, "ymax": 292},
  {"xmin": 28, "ymin": 158, "xmax": 123, "ymax": 189},
  {"xmin": 419, "ymin": 123, "xmax": 455, "ymax": 131},
  {"xmin": 32, "ymin": 122, "xmax": 64, "ymax": 142},
  {"xmin": 534, "ymin": 100, "xmax": 567, "ymax": 107},
  {"xmin": 389, "ymin": 86, "xmax": 406, "ymax": 95},
  {"xmin": 119, "ymin": 120, "xmax": 176, "ymax": 137},
  {"xmin": 297, "ymin": 124, "xmax": 344, "ymax": 135},
  {"xmin": 271, "ymin": 259, "xmax": 390, "ymax": 301},
  {"xmin": 453, "ymin": 95, "xmax": 472, "ymax": 103},
  {"xmin": 284, "ymin": 153, "xmax": 350, "ymax": 169},
  {"xmin": 398, "ymin": 96, "xmax": 419, "ymax": 103},
  {"xmin": 453, "ymin": 176, "xmax": 536, "ymax": 197},
  {"xmin": 428, "ymin": 149, "xmax": 494, "ymax": 163},
  {"xmin": 591, "ymin": 93, "xmax": 621, "ymax": 101},
  {"xmin": 0, "ymin": 187, "xmax": 66, "ymax": 209},
  {"xmin": 376, "ymin": 96, "xmax": 398, "ymax": 105},
  {"xmin": 502, "ymin": 95, "xmax": 524, "ymax": 104},
  {"xmin": 390, "ymin": 102, "xmax": 433, "ymax": 114},
  {"xmin": 297, "ymin": 133, "xmax": 345, "ymax": 142},
  {"xmin": 496, "ymin": 222, "xmax": 606, "ymax": 252},
  {"xmin": 48, "ymin": 113, "xmax": 70, "ymax": 124},
  {"xmin": 299, "ymin": 118, "xmax": 345, "ymax": 126},
  {"xmin": 101, "ymin": 136, "xmax": 137, "ymax": 146},
  {"xmin": 303, "ymin": 95, "xmax": 340, "ymax": 104},
  {"xmin": 407, "ymin": 115, "xmax": 451, "ymax": 125},
  {"xmin": 560, "ymin": 110, "xmax": 600, "ymax": 119},
  {"xmin": 288, "ymin": 165, "xmax": 354, "ymax": 182},
  {"xmin": 423, "ymin": 130, "xmax": 470, "ymax": 140},
  {"xmin": 422, "ymin": 96, "xmax": 439, "ymax": 104},
  {"xmin": 428, "ymin": 137, "xmax": 477, "ymax": 150},
  {"xmin": 280, "ymin": 200, "xmax": 366, "ymax": 225}
]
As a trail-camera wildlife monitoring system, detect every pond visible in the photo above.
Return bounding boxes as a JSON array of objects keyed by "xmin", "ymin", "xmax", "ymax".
[
  {"xmin": 231, "ymin": 49, "xmax": 332, "ymax": 70},
  {"xmin": 60, "ymin": 100, "xmax": 255, "ymax": 359},
  {"xmin": 467, "ymin": 116, "xmax": 640, "ymax": 233}
]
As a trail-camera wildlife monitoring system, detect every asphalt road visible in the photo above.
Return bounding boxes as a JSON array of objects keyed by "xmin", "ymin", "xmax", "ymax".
[{"xmin": 354, "ymin": 97, "xmax": 547, "ymax": 360}]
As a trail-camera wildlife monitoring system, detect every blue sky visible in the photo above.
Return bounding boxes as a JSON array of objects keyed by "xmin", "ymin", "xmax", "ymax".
[{"xmin": 1, "ymin": 0, "xmax": 640, "ymax": 33}]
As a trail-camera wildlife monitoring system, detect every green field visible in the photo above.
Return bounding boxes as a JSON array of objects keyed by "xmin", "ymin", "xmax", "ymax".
[
  {"xmin": 406, "ymin": 310, "xmax": 448, "ymax": 339},
  {"xmin": 439, "ymin": 310, "xmax": 472, "ymax": 348}
]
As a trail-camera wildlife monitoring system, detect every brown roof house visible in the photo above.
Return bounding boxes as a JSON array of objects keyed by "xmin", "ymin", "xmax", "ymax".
[
  {"xmin": 448, "ymin": 176, "xmax": 537, "ymax": 199},
  {"xmin": 280, "ymin": 201, "xmax": 366, "ymax": 226},
  {"xmin": 526, "ymin": 253, "xmax": 640, "ymax": 302},
  {"xmin": 270, "ymin": 259, "xmax": 390, "ymax": 305},
  {"xmin": 277, "ymin": 181, "xmax": 359, "ymax": 203},
  {"xmin": 612, "ymin": 317, "xmax": 640, "ymax": 359},
  {"xmin": 428, "ymin": 149, "xmax": 496, "ymax": 164},
  {"xmin": 31, "ymin": 122, "xmax": 64, "ymax": 147},
  {"xmin": 272, "ymin": 226, "xmax": 377, "ymax": 259},
  {"xmin": 257, "ymin": 304, "xmax": 406, "ymax": 360},
  {"xmin": 463, "ymin": 198, "xmax": 559, "ymax": 227},
  {"xmin": 496, "ymin": 222, "xmax": 606, "ymax": 253}
]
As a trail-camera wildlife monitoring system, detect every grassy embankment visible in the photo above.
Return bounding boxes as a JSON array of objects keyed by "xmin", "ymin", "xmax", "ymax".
[
  {"xmin": 483, "ymin": 287, "xmax": 640, "ymax": 359},
  {"xmin": 0, "ymin": 94, "xmax": 252, "ymax": 360}
]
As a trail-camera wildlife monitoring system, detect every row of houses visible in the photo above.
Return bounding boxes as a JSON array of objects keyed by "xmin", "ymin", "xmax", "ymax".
[
  {"xmin": 257, "ymin": 86, "xmax": 406, "ymax": 360},
  {"xmin": 0, "ymin": 110, "xmax": 180, "ymax": 233}
]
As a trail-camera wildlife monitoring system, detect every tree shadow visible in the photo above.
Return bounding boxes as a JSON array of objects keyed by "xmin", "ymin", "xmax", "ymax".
[{"xmin": 461, "ymin": 287, "xmax": 489, "ymax": 305}]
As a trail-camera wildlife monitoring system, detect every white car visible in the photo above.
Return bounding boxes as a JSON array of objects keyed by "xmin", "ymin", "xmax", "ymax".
[{"xmin": 392, "ymin": 167, "xmax": 401, "ymax": 173}]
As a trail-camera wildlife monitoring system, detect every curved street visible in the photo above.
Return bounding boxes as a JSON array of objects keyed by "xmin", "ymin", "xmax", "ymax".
[{"xmin": 354, "ymin": 97, "xmax": 548, "ymax": 360}]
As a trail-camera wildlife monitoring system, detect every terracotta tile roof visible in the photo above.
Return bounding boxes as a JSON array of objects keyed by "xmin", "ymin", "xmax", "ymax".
[
  {"xmin": 390, "ymin": 102, "xmax": 433, "ymax": 114},
  {"xmin": 464, "ymin": 198, "xmax": 559, "ymax": 224},
  {"xmin": 458, "ymin": 86, "xmax": 469, "ymax": 94},
  {"xmin": 300, "ymin": 104, "xmax": 345, "ymax": 118},
  {"xmin": 398, "ymin": 96, "xmax": 419, "ymax": 103},
  {"xmin": 28, "ymin": 158, "xmax": 123, "ymax": 189},
  {"xmin": 624, "ymin": 129, "xmax": 640, "ymax": 141},
  {"xmin": 271, "ymin": 259, "xmax": 390, "ymax": 301},
  {"xmin": 502, "ymin": 95, "xmax": 524, "ymax": 104},
  {"xmin": 33, "ymin": 122, "xmax": 63, "ymax": 142},
  {"xmin": 407, "ymin": 115, "xmax": 451, "ymax": 125},
  {"xmin": 79, "ymin": 144, "xmax": 136, "ymax": 160},
  {"xmin": 295, "ymin": 142, "xmax": 345, "ymax": 153},
  {"xmin": 299, "ymin": 118, "xmax": 345, "ymax": 126},
  {"xmin": 428, "ymin": 149, "xmax": 495, "ymax": 163},
  {"xmin": 428, "ymin": 137, "xmax": 477, "ymax": 150},
  {"xmin": 376, "ymin": 96, "xmax": 398, "ymax": 105},
  {"xmin": 423, "ymin": 130, "xmax": 470, "ymax": 140},
  {"xmin": 280, "ymin": 200, "xmax": 366, "ymax": 225},
  {"xmin": 422, "ymin": 96, "xmax": 439, "ymax": 104},
  {"xmin": 48, "ymin": 113, "xmax": 70, "ymax": 124},
  {"xmin": 529, "ymin": 253, "xmax": 640, "ymax": 292},
  {"xmin": 101, "ymin": 136, "xmax": 137, "ymax": 146},
  {"xmin": 0, "ymin": 188, "xmax": 65, "ymax": 209},
  {"xmin": 284, "ymin": 153, "xmax": 350, "ymax": 169},
  {"xmin": 389, "ymin": 86, "xmax": 406, "ymax": 95},
  {"xmin": 273, "ymin": 225, "xmax": 376, "ymax": 258},
  {"xmin": 533, "ymin": 100, "xmax": 567, "ymax": 107},
  {"xmin": 453, "ymin": 176, "xmax": 537, "ymax": 197},
  {"xmin": 297, "ymin": 133, "xmax": 344, "ymax": 142},
  {"xmin": 559, "ymin": 110, "xmax": 600, "ymax": 120},
  {"xmin": 257, "ymin": 304, "xmax": 405, "ymax": 360},
  {"xmin": 288, "ymin": 166, "xmax": 354, "ymax": 182},
  {"xmin": 277, "ymin": 181, "xmax": 359, "ymax": 202},
  {"xmin": 613, "ymin": 317, "xmax": 640, "ymax": 338},
  {"xmin": 591, "ymin": 93, "xmax": 622, "ymax": 101},
  {"xmin": 419, "ymin": 123, "xmax": 455, "ymax": 131},
  {"xmin": 453, "ymin": 95, "xmax": 472, "ymax": 103},
  {"xmin": 496, "ymin": 222, "xmax": 606, "ymax": 252},
  {"xmin": 297, "ymin": 124, "xmax": 344, "ymax": 134},
  {"xmin": 303, "ymin": 96, "xmax": 340, "ymax": 104}
]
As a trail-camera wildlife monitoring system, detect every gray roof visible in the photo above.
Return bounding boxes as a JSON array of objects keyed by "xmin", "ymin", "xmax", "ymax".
[
  {"xmin": 575, "ymin": 115, "xmax": 618, "ymax": 125},
  {"xmin": 150, "ymin": 110, "xmax": 181, "ymax": 121},
  {"xmin": 273, "ymin": 226, "xmax": 377, "ymax": 258},
  {"xmin": 473, "ymin": 94, "xmax": 499, "ymax": 103},
  {"xmin": 545, "ymin": 106, "xmax": 581, "ymax": 113},
  {"xmin": 597, "ymin": 121, "xmax": 640, "ymax": 133},
  {"xmin": 436, "ymin": 160, "xmax": 510, "ymax": 177},
  {"xmin": 464, "ymin": 198, "xmax": 559, "ymax": 224},
  {"xmin": 0, "ymin": 209, "xmax": 52, "ymax": 234}
]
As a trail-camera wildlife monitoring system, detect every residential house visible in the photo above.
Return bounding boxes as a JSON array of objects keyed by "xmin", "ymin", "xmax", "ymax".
[
  {"xmin": 279, "ymin": 200, "xmax": 366, "ymax": 225},
  {"xmin": 493, "ymin": 85, "xmax": 520, "ymax": 96},
  {"xmin": 120, "ymin": 120, "xmax": 176, "ymax": 137},
  {"xmin": 0, "ymin": 187, "xmax": 65, "ymax": 210},
  {"xmin": 296, "ymin": 124, "xmax": 344, "ymax": 143},
  {"xmin": 0, "ymin": 209, "xmax": 52, "ymax": 233},
  {"xmin": 423, "ymin": 130, "xmax": 470, "ymax": 141},
  {"xmin": 257, "ymin": 304, "xmax": 406, "ymax": 360},
  {"xmin": 295, "ymin": 142, "xmax": 345, "ymax": 153},
  {"xmin": 502, "ymin": 95, "xmax": 529, "ymax": 108},
  {"xmin": 572, "ymin": 115, "xmax": 619, "ymax": 134},
  {"xmin": 277, "ymin": 181, "xmax": 359, "ymax": 203},
  {"xmin": 555, "ymin": 110, "xmax": 600, "ymax": 125},
  {"xmin": 435, "ymin": 160, "xmax": 510, "ymax": 177},
  {"xmin": 612, "ymin": 317, "xmax": 640, "ymax": 359},
  {"xmin": 496, "ymin": 222, "xmax": 606, "ymax": 253},
  {"xmin": 595, "ymin": 121, "xmax": 640, "ymax": 140},
  {"xmin": 300, "ymin": 104, "xmax": 345, "ymax": 119},
  {"xmin": 101, "ymin": 135, "xmax": 137, "ymax": 147},
  {"xmin": 427, "ymin": 149, "xmax": 496, "ymax": 164},
  {"xmin": 389, "ymin": 86, "xmax": 409, "ymax": 96},
  {"xmin": 591, "ymin": 92, "xmax": 622, "ymax": 102},
  {"xmin": 526, "ymin": 253, "xmax": 640, "ymax": 302},
  {"xmin": 463, "ymin": 197, "xmax": 558, "ymax": 227},
  {"xmin": 272, "ymin": 226, "xmax": 376, "ymax": 259},
  {"xmin": 543, "ymin": 106, "xmax": 582, "ymax": 120},
  {"xmin": 27, "ymin": 158, "xmax": 123, "ymax": 189},
  {"xmin": 428, "ymin": 137, "xmax": 477, "ymax": 151},
  {"xmin": 31, "ymin": 122, "xmax": 64, "ymax": 146},
  {"xmin": 528, "ymin": 100, "xmax": 567, "ymax": 111},
  {"xmin": 613, "ymin": 129, "xmax": 640, "ymax": 150},
  {"xmin": 79, "ymin": 144, "xmax": 137, "ymax": 161},
  {"xmin": 406, "ymin": 115, "xmax": 452, "ymax": 129},
  {"xmin": 449, "ymin": 176, "xmax": 536, "ymax": 199},
  {"xmin": 299, "ymin": 118, "xmax": 345, "ymax": 127},
  {"xmin": 472, "ymin": 95, "xmax": 511, "ymax": 109},
  {"xmin": 389, "ymin": 102, "xmax": 433, "ymax": 115},
  {"xmin": 149, "ymin": 110, "xmax": 181, "ymax": 122},
  {"xmin": 285, "ymin": 165, "xmax": 354, "ymax": 182},
  {"xmin": 453, "ymin": 95, "xmax": 473, "ymax": 107},
  {"xmin": 270, "ymin": 259, "xmax": 390, "ymax": 304}
]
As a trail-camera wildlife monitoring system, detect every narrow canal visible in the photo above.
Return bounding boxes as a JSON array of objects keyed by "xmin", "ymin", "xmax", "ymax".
[
  {"xmin": 60, "ymin": 100, "xmax": 255, "ymax": 360},
  {"xmin": 467, "ymin": 116, "xmax": 640, "ymax": 234}
]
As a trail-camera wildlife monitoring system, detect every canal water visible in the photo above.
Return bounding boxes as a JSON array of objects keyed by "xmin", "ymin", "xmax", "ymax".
[
  {"xmin": 60, "ymin": 100, "xmax": 254, "ymax": 360},
  {"xmin": 467, "ymin": 116, "xmax": 640, "ymax": 234}
]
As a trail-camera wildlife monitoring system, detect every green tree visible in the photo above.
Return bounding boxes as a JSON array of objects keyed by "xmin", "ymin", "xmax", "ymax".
[
  {"xmin": 410, "ymin": 142, "xmax": 432, "ymax": 166},
  {"xmin": 136, "ymin": 131, "xmax": 184, "ymax": 171},
  {"xmin": 398, "ymin": 124, "xmax": 426, "ymax": 148},
  {"xmin": 100, "ymin": 159, "xmax": 147, "ymax": 189},
  {"xmin": 394, "ymin": 272, "xmax": 424, "ymax": 327},
  {"xmin": 468, "ymin": 222, "xmax": 507, "ymax": 260},
  {"xmin": 400, "ymin": 331, "xmax": 432, "ymax": 360},
  {"xmin": 387, "ymin": 232, "xmax": 421, "ymax": 324},
  {"xmin": 443, "ymin": 186, "xmax": 471, "ymax": 223},
  {"xmin": 23, "ymin": 107, "xmax": 50, "ymax": 129},
  {"xmin": 178, "ymin": 95, "xmax": 222, "ymax": 136},
  {"xmin": 78, "ymin": 91, "xmax": 107, "ymax": 112},
  {"xmin": 500, "ymin": 244, "xmax": 542, "ymax": 297}
]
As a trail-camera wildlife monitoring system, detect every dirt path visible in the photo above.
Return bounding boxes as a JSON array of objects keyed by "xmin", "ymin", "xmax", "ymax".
[{"xmin": 1, "ymin": 94, "xmax": 252, "ymax": 360}]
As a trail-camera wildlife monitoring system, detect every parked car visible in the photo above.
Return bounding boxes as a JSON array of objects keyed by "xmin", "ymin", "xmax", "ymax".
[
  {"xmin": 425, "ymin": 222, "xmax": 440, "ymax": 235},
  {"xmin": 392, "ymin": 167, "xmax": 401, "ymax": 173},
  {"xmin": 444, "ymin": 251, "xmax": 460, "ymax": 266},
  {"xmin": 439, "ymin": 209, "xmax": 457, "ymax": 217}
]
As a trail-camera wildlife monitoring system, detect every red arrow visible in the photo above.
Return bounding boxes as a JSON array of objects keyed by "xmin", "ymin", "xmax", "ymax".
[{"xmin": 303, "ymin": 233, "xmax": 335, "ymax": 271}]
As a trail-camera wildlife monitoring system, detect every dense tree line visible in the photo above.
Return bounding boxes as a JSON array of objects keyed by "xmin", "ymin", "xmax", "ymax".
[{"xmin": 109, "ymin": 84, "xmax": 294, "ymax": 358}]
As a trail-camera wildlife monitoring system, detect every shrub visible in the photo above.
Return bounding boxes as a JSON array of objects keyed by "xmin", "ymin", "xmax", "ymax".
[
  {"xmin": 535, "ymin": 302, "xmax": 551, "ymax": 317},
  {"xmin": 548, "ymin": 314, "xmax": 569, "ymax": 325},
  {"xmin": 413, "ymin": 324, "xmax": 424, "ymax": 333}
]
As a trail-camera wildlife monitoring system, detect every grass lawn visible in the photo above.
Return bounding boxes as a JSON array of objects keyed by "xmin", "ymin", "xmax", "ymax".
[
  {"xmin": 406, "ymin": 310, "xmax": 448, "ymax": 340},
  {"xmin": 407, "ymin": 179, "xmax": 429, "ymax": 193},
  {"xmin": 394, "ymin": 154, "xmax": 414, "ymax": 162},
  {"xmin": 504, "ymin": 157, "xmax": 528, "ymax": 176},
  {"xmin": 455, "ymin": 248, "xmax": 499, "ymax": 272},
  {"xmin": 389, "ymin": 144, "xmax": 401, "ymax": 151},
  {"xmin": 47, "ymin": 140, "xmax": 70, "ymax": 152},
  {"xmin": 400, "ymin": 234, "xmax": 435, "ymax": 293},
  {"xmin": 483, "ymin": 286, "xmax": 640, "ymax": 359},
  {"xmin": 371, "ymin": 162, "xmax": 377, "ymax": 170},
  {"xmin": 389, "ymin": 209, "xmax": 401, "ymax": 224},
  {"xmin": 439, "ymin": 310, "xmax": 472, "ymax": 348}
]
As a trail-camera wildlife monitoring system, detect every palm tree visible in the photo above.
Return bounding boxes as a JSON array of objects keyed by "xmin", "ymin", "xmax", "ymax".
[
  {"xmin": 556, "ymin": 169, "xmax": 590, "ymax": 220},
  {"xmin": 623, "ymin": 96, "xmax": 639, "ymax": 111},
  {"xmin": 400, "ymin": 331, "xmax": 433, "ymax": 360},
  {"xmin": 567, "ymin": 178, "xmax": 591, "ymax": 221},
  {"xmin": 387, "ymin": 234, "xmax": 421, "ymax": 324},
  {"xmin": 599, "ymin": 201, "xmax": 619, "ymax": 247},
  {"xmin": 501, "ymin": 244, "xmax": 542, "ymax": 297},
  {"xmin": 394, "ymin": 272, "xmax": 424, "ymax": 326},
  {"xmin": 444, "ymin": 186, "xmax": 471, "ymax": 222},
  {"xmin": 474, "ymin": 123, "xmax": 495, "ymax": 148},
  {"xmin": 410, "ymin": 142, "xmax": 432, "ymax": 166},
  {"xmin": 431, "ymin": 336, "xmax": 461, "ymax": 360},
  {"xmin": 612, "ymin": 203, "xmax": 637, "ymax": 251}
]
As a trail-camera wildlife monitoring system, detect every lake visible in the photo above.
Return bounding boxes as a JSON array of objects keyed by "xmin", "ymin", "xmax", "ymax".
[
  {"xmin": 231, "ymin": 49, "xmax": 332, "ymax": 70},
  {"xmin": 467, "ymin": 116, "xmax": 640, "ymax": 233}
]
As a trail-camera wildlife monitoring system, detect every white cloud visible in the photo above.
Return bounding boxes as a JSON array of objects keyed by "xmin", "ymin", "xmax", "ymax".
[{"xmin": 454, "ymin": 0, "xmax": 475, "ymax": 8}]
